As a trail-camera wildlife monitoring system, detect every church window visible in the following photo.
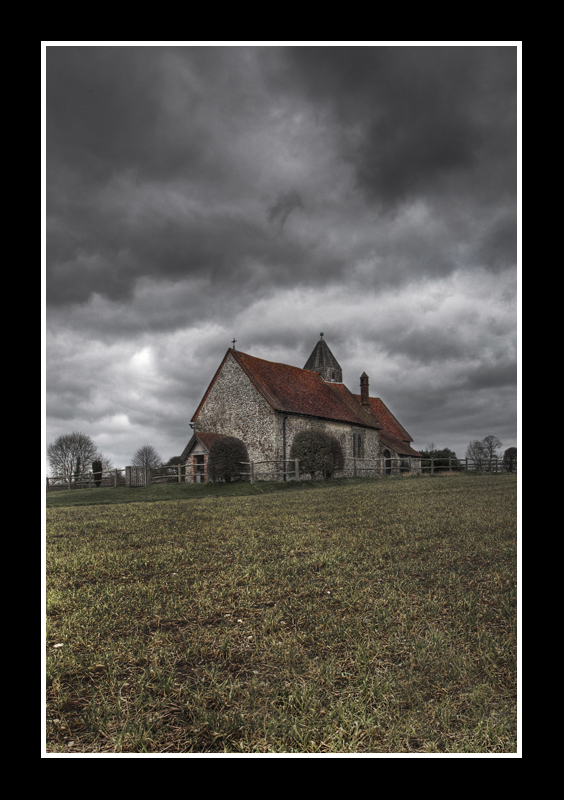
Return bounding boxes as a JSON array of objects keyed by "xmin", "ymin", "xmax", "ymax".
[{"xmin": 353, "ymin": 432, "xmax": 363, "ymax": 458}]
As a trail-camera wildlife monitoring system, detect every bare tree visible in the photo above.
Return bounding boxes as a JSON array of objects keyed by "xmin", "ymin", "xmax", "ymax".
[
  {"xmin": 482, "ymin": 435, "xmax": 503, "ymax": 460},
  {"xmin": 466, "ymin": 435, "xmax": 503, "ymax": 471},
  {"xmin": 47, "ymin": 432, "xmax": 100, "ymax": 484},
  {"xmin": 99, "ymin": 452, "xmax": 114, "ymax": 471},
  {"xmin": 132, "ymin": 444, "xmax": 162, "ymax": 471},
  {"xmin": 466, "ymin": 440, "xmax": 487, "ymax": 470}
]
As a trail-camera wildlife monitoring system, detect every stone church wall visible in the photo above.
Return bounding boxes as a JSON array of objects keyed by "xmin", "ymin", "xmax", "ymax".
[
  {"xmin": 276, "ymin": 414, "xmax": 380, "ymax": 479},
  {"xmin": 194, "ymin": 353, "xmax": 278, "ymax": 471},
  {"xmin": 194, "ymin": 350, "xmax": 388, "ymax": 481}
]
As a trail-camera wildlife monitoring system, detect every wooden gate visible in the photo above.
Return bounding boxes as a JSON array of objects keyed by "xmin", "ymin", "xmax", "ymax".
[{"xmin": 125, "ymin": 466, "xmax": 150, "ymax": 487}]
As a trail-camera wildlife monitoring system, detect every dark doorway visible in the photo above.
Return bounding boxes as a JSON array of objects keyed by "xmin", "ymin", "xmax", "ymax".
[{"xmin": 194, "ymin": 454, "xmax": 205, "ymax": 482}]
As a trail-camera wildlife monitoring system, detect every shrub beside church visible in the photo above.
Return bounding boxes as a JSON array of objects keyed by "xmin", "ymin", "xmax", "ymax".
[
  {"xmin": 208, "ymin": 436, "xmax": 249, "ymax": 483},
  {"xmin": 290, "ymin": 430, "xmax": 344, "ymax": 480}
]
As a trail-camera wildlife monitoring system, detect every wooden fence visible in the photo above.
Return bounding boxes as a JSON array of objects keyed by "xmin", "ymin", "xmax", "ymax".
[
  {"xmin": 46, "ymin": 465, "xmax": 188, "ymax": 491},
  {"xmin": 46, "ymin": 455, "xmax": 516, "ymax": 491},
  {"xmin": 420, "ymin": 456, "xmax": 516, "ymax": 475},
  {"xmin": 240, "ymin": 456, "xmax": 515, "ymax": 481},
  {"xmin": 243, "ymin": 456, "xmax": 415, "ymax": 482},
  {"xmin": 46, "ymin": 468, "xmax": 128, "ymax": 491}
]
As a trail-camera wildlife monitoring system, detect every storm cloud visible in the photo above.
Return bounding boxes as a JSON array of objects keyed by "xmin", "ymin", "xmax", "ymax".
[{"xmin": 45, "ymin": 44, "xmax": 519, "ymax": 468}]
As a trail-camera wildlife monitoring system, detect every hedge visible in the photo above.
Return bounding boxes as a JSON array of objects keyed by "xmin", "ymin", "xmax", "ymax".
[{"xmin": 290, "ymin": 430, "xmax": 344, "ymax": 479}]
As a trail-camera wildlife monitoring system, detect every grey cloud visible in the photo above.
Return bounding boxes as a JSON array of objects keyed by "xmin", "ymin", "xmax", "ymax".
[
  {"xmin": 46, "ymin": 46, "xmax": 219, "ymax": 184},
  {"xmin": 45, "ymin": 45, "xmax": 518, "ymax": 470},
  {"xmin": 47, "ymin": 46, "xmax": 517, "ymax": 317},
  {"xmin": 476, "ymin": 213, "xmax": 518, "ymax": 271},
  {"xmin": 272, "ymin": 46, "xmax": 517, "ymax": 275},
  {"xmin": 460, "ymin": 360, "xmax": 517, "ymax": 392},
  {"xmin": 267, "ymin": 190, "xmax": 304, "ymax": 231},
  {"xmin": 279, "ymin": 46, "xmax": 516, "ymax": 198}
]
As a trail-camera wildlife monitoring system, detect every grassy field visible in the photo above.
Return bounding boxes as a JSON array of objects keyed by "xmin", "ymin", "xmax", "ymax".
[
  {"xmin": 45, "ymin": 474, "xmax": 322, "ymax": 508},
  {"xmin": 45, "ymin": 474, "xmax": 518, "ymax": 754}
]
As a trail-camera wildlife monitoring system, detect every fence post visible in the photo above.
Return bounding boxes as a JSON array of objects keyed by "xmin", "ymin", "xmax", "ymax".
[
  {"xmin": 448, "ymin": 457, "xmax": 452, "ymax": 474},
  {"xmin": 295, "ymin": 458, "xmax": 299, "ymax": 480},
  {"xmin": 46, "ymin": 476, "xmax": 50, "ymax": 492},
  {"xmin": 353, "ymin": 456, "xmax": 357, "ymax": 477},
  {"xmin": 250, "ymin": 460, "xmax": 255, "ymax": 484},
  {"xmin": 431, "ymin": 458, "xmax": 435, "ymax": 476},
  {"xmin": 178, "ymin": 464, "xmax": 182, "ymax": 483}
]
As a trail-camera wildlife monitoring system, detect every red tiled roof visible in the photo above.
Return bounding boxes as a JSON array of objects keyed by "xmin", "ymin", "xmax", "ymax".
[
  {"xmin": 196, "ymin": 432, "xmax": 230, "ymax": 453},
  {"xmin": 380, "ymin": 431, "xmax": 422, "ymax": 457},
  {"xmin": 193, "ymin": 349, "xmax": 380, "ymax": 429},
  {"xmin": 180, "ymin": 431, "xmax": 230, "ymax": 460},
  {"xmin": 353, "ymin": 395, "xmax": 413, "ymax": 443},
  {"xmin": 234, "ymin": 350, "xmax": 381, "ymax": 428},
  {"xmin": 325, "ymin": 382, "xmax": 381, "ymax": 428}
]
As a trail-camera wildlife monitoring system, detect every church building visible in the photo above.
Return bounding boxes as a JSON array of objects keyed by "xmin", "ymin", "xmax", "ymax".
[{"xmin": 180, "ymin": 336, "xmax": 421, "ymax": 481}]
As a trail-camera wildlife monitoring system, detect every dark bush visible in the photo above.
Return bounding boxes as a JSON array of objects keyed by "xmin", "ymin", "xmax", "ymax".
[
  {"xmin": 208, "ymin": 436, "xmax": 249, "ymax": 483},
  {"xmin": 419, "ymin": 447, "xmax": 460, "ymax": 472},
  {"xmin": 92, "ymin": 459, "xmax": 103, "ymax": 487},
  {"xmin": 324, "ymin": 434, "xmax": 345, "ymax": 478},
  {"xmin": 503, "ymin": 447, "xmax": 517, "ymax": 473},
  {"xmin": 290, "ymin": 430, "xmax": 344, "ymax": 479}
]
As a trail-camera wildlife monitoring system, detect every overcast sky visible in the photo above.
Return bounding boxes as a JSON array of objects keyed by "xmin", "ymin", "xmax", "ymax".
[{"xmin": 44, "ymin": 43, "xmax": 520, "ymax": 470}]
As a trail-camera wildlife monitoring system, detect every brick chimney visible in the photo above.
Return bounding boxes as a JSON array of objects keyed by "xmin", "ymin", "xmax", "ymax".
[{"xmin": 360, "ymin": 372, "xmax": 370, "ymax": 407}]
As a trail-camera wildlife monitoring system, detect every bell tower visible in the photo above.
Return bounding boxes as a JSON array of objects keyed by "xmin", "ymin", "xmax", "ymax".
[{"xmin": 303, "ymin": 333, "xmax": 343, "ymax": 383}]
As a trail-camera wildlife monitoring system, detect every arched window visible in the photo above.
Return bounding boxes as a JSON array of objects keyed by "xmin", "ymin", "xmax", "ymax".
[{"xmin": 353, "ymin": 432, "xmax": 363, "ymax": 458}]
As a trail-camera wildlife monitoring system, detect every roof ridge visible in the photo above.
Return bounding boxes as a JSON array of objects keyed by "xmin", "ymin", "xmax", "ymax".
[{"xmin": 231, "ymin": 349, "xmax": 379, "ymax": 428}]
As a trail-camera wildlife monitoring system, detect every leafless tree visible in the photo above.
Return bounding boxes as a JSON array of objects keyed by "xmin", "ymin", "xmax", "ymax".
[
  {"xmin": 481, "ymin": 435, "xmax": 502, "ymax": 460},
  {"xmin": 47, "ymin": 432, "xmax": 101, "ymax": 483},
  {"xmin": 132, "ymin": 444, "xmax": 162, "ymax": 471},
  {"xmin": 99, "ymin": 453, "xmax": 114, "ymax": 471},
  {"xmin": 466, "ymin": 435, "xmax": 503, "ymax": 470}
]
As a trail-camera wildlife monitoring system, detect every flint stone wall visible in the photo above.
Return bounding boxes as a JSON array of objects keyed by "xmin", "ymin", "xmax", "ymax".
[{"xmin": 194, "ymin": 352, "xmax": 382, "ymax": 480}]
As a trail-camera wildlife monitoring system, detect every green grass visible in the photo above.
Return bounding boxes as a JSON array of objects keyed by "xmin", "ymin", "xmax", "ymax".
[
  {"xmin": 45, "ymin": 476, "xmax": 314, "ymax": 508},
  {"xmin": 45, "ymin": 474, "xmax": 518, "ymax": 753}
]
